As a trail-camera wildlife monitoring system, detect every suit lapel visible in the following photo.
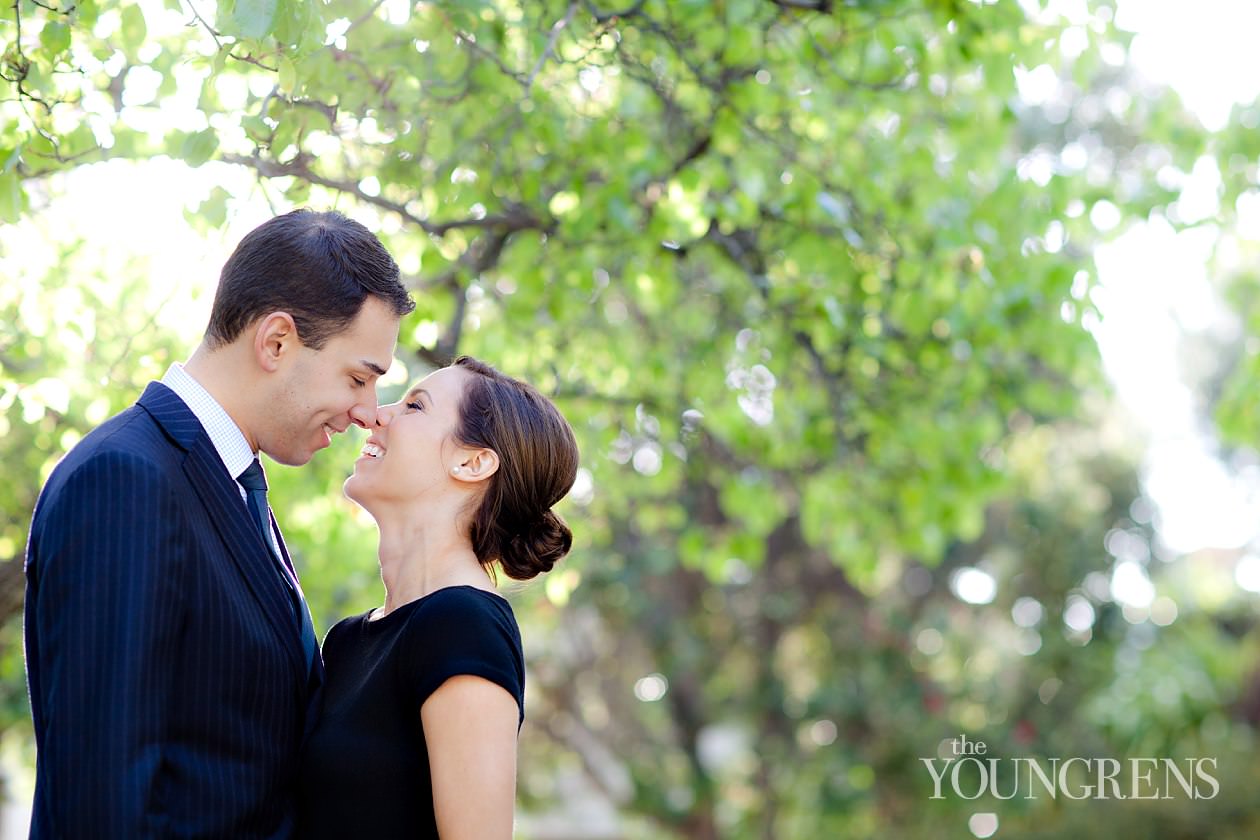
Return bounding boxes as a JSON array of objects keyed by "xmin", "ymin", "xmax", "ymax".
[
  {"xmin": 274, "ymin": 524, "xmax": 326, "ymax": 686},
  {"xmin": 139, "ymin": 383, "xmax": 306, "ymax": 675},
  {"xmin": 273, "ymin": 522, "xmax": 326, "ymax": 742}
]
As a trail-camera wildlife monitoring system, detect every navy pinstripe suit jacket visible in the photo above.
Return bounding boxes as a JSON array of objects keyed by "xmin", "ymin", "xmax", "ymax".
[{"xmin": 25, "ymin": 382, "xmax": 323, "ymax": 839}]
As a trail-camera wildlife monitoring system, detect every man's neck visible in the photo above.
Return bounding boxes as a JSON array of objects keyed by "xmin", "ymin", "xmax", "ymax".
[{"xmin": 183, "ymin": 343, "xmax": 259, "ymax": 453}]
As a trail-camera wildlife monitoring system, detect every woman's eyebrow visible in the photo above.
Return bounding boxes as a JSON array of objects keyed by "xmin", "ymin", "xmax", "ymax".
[{"xmin": 407, "ymin": 386, "xmax": 434, "ymax": 404}]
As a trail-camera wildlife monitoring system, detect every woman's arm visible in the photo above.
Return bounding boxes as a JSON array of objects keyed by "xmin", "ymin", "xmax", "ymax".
[{"xmin": 422, "ymin": 674, "xmax": 521, "ymax": 839}]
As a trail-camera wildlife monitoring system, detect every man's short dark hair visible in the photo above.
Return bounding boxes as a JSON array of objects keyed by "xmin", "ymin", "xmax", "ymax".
[{"xmin": 205, "ymin": 209, "xmax": 415, "ymax": 350}]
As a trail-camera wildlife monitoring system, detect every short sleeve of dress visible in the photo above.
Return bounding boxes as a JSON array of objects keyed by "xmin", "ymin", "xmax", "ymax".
[{"xmin": 398, "ymin": 587, "xmax": 526, "ymax": 724}]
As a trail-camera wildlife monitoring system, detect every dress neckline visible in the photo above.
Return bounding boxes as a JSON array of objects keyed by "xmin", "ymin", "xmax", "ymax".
[{"xmin": 364, "ymin": 584, "xmax": 508, "ymax": 628}]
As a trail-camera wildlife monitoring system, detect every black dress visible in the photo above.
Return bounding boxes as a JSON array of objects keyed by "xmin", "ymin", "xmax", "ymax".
[{"xmin": 297, "ymin": 586, "xmax": 525, "ymax": 838}]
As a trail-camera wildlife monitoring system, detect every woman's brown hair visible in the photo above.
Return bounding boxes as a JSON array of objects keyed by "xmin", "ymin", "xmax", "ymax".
[{"xmin": 452, "ymin": 356, "xmax": 579, "ymax": 580}]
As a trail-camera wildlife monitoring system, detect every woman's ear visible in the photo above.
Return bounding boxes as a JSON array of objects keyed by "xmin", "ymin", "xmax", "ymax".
[
  {"xmin": 253, "ymin": 311, "xmax": 298, "ymax": 372},
  {"xmin": 451, "ymin": 448, "xmax": 499, "ymax": 483}
]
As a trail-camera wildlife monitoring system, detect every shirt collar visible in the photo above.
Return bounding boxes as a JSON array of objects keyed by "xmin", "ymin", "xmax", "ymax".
[{"xmin": 161, "ymin": 362, "xmax": 257, "ymax": 481}]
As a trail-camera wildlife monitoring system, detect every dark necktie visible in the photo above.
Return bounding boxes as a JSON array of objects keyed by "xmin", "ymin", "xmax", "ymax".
[
  {"xmin": 237, "ymin": 458, "xmax": 275, "ymax": 556},
  {"xmin": 237, "ymin": 458, "xmax": 319, "ymax": 676}
]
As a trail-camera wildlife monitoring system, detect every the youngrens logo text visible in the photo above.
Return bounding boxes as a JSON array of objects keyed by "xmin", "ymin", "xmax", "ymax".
[{"xmin": 922, "ymin": 735, "xmax": 1219, "ymax": 801}]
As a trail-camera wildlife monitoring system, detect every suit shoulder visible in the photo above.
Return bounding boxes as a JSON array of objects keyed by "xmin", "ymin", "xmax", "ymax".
[
  {"xmin": 36, "ymin": 407, "xmax": 181, "ymax": 521},
  {"xmin": 50, "ymin": 404, "xmax": 174, "ymax": 480},
  {"xmin": 79, "ymin": 401, "xmax": 172, "ymax": 455}
]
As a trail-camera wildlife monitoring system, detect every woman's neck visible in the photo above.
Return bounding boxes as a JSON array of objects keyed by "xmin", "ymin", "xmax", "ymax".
[{"xmin": 372, "ymin": 507, "xmax": 492, "ymax": 616}]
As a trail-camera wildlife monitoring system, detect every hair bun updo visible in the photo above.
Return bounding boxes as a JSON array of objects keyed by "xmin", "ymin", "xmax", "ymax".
[{"xmin": 499, "ymin": 510, "xmax": 573, "ymax": 581}]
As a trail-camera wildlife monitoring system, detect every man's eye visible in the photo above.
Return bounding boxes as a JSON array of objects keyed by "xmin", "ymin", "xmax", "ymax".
[{"xmin": 352, "ymin": 377, "xmax": 366, "ymax": 388}]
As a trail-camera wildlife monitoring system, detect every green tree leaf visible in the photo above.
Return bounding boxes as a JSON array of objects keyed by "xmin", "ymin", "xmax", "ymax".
[
  {"xmin": 119, "ymin": 5, "xmax": 147, "ymax": 53},
  {"xmin": 0, "ymin": 171, "xmax": 26, "ymax": 223},
  {"xmin": 179, "ymin": 129, "xmax": 219, "ymax": 167},
  {"xmin": 232, "ymin": 0, "xmax": 279, "ymax": 40}
]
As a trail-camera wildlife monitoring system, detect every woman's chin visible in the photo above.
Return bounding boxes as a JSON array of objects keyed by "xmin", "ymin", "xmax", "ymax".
[{"xmin": 342, "ymin": 474, "xmax": 372, "ymax": 509}]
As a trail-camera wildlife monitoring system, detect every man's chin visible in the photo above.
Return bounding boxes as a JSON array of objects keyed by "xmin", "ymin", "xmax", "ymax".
[
  {"xmin": 300, "ymin": 426, "xmax": 336, "ymax": 461},
  {"xmin": 261, "ymin": 429, "xmax": 334, "ymax": 466},
  {"xmin": 319, "ymin": 423, "xmax": 335, "ymax": 450},
  {"xmin": 263, "ymin": 444, "xmax": 316, "ymax": 468}
]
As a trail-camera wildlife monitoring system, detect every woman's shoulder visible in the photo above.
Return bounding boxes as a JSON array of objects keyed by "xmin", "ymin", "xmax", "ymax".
[
  {"xmin": 399, "ymin": 586, "xmax": 526, "ymax": 715},
  {"xmin": 406, "ymin": 585, "xmax": 518, "ymax": 633},
  {"xmin": 400, "ymin": 589, "xmax": 524, "ymax": 654},
  {"xmin": 322, "ymin": 608, "xmax": 375, "ymax": 644}
]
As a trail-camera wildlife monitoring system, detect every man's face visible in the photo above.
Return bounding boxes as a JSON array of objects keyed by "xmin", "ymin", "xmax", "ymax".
[{"xmin": 260, "ymin": 296, "xmax": 401, "ymax": 466}]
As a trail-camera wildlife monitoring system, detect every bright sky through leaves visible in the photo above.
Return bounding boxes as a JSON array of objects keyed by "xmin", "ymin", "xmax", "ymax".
[{"xmin": 1089, "ymin": 0, "xmax": 1260, "ymax": 553}]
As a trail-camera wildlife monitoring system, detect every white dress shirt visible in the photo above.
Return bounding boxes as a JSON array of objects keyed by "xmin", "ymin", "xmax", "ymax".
[{"xmin": 161, "ymin": 362, "xmax": 281, "ymax": 555}]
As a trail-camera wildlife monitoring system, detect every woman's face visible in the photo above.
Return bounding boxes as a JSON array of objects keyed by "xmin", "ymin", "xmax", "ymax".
[{"xmin": 344, "ymin": 365, "xmax": 472, "ymax": 508}]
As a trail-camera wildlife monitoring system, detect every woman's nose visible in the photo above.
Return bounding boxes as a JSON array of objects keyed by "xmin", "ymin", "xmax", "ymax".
[{"xmin": 374, "ymin": 402, "xmax": 400, "ymax": 427}]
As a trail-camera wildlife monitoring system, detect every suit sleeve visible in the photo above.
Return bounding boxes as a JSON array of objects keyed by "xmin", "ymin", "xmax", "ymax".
[{"xmin": 26, "ymin": 450, "xmax": 189, "ymax": 839}]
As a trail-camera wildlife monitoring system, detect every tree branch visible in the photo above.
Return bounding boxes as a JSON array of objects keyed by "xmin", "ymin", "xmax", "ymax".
[
  {"xmin": 30, "ymin": 0, "xmax": 75, "ymax": 14},
  {"xmin": 525, "ymin": 1, "xmax": 579, "ymax": 91},
  {"xmin": 583, "ymin": 0, "xmax": 645, "ymax": 23},
  {"xmin": 345, "ymin": 0, "xmax": 389, "ymax": 34},
  {"xmin": 769, "ymin": 0, "xmax": 832, "ymax": 11},
  {"xmin": 220, "ymin": 152, "xmax": 553, "ymax": 238},
  {"xmin": 182, "ymin": 0, "xmax": 223, "ymax": 49}
]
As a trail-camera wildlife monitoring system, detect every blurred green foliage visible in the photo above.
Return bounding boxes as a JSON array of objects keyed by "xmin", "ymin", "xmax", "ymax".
[{"xmin": 3, "ymin": 0, "xmax": 1258, "ymax": 836}]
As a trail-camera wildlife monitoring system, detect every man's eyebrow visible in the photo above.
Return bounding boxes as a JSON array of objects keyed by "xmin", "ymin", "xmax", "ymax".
[{"xmin": 360, "ymin": 360, "xmax": 388, "ymax": 377}]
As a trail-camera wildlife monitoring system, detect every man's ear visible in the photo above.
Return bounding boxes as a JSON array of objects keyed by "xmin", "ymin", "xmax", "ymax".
[
  {"xmin": 252, "ymin": 312, "xmax": 298, "ymax": 372},
  {"xmin": 451, "ymin": 448, "xmax": 500, "ymax": 483}
]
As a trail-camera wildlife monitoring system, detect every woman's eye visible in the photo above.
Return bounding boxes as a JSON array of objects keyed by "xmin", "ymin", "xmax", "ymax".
[{"xmin": 406, "ymin": 400, "xmax": 424, "ymax": 412}]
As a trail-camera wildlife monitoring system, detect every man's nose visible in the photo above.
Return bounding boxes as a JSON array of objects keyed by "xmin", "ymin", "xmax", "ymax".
[
  {"xmin": 369, "ymin": 402, "xmax": 400, "ymax": 428},
  {"xmin": 349, "ymin": 390, "xmax": 380, "ymax": 429}
]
